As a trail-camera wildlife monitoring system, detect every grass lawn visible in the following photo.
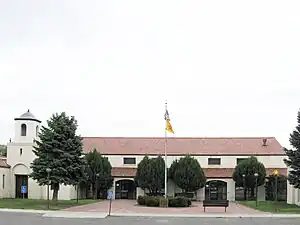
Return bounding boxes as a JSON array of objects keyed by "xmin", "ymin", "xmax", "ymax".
[
  {"xmin": 0, "ymin": 199, "xmax": 99, "ymax": 210},
  {"xmin": 238, "ymin": 201, "xmax": 300, "ymax": 213}
]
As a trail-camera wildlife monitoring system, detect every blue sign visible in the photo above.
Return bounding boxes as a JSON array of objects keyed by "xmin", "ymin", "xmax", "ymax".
[
  {"xmin": 107, "ymin": 191, "xmax": 113, "ymax": 200},
  {"xmin": 21, "ymin": 185, "xmax": 27, "ymax": 194}
]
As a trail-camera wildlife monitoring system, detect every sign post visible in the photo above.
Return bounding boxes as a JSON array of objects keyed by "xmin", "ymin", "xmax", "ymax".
[
  {"xmin": 107, "ymin": 191, "xmax": 113, "ymax": 216},
  {"xmin": 21, "ymin": 185, "xmax": 27, "ymax": 199}
]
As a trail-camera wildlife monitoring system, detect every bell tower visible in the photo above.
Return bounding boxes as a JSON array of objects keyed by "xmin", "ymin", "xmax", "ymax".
[{"xmin": 13, "ymin": 109, "xmax": 41, "ymax": 143}]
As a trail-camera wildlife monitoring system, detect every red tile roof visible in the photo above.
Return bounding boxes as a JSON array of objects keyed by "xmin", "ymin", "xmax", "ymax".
[
  {"xmin": 112, "ymin": 167, "xmax": 287, "ymax": 178},
  {"xmin": 112, "ymin": 167, "xmax": 136, "ymax": 177},
  {"xmin": 0, "ymin": 158, "xmax": 10, "ymax": 168},
  {"xmin": 83, "ymin": 137, "xmax": 284, "ymax": 155}
]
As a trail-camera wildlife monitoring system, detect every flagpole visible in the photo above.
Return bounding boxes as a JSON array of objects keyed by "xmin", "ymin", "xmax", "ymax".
[{"xmin": 164, "ymin": 101, "xmax": 168, "ymax": 199}]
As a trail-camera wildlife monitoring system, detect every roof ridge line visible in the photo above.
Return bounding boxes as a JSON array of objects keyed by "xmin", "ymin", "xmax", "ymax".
[{"xmin": 83, "ymin": 136, "xmax": 275, "ymax": 139}]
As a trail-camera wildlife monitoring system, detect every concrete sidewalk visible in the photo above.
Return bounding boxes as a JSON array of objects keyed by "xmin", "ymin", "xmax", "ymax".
[
  {"xmin": 2, "ymin": 208, "xmax": 300, "ymax": 219},
  {"xmin": 62, "ymin": 200, "xmax": 264, "ymax": 215}
]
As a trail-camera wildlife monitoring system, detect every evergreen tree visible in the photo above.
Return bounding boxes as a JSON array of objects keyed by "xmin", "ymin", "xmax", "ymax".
[
  {"xmin": 30, "ymin": 112, "xmax": 85, "ymax": 200},
  {"xmin": 0, "ymin": 145, "xmax": 7, "ymax": 157},
  {"xmin": 232, "ymin": 156, "xmax": 266, "ymax": 199},
  {"xmin": 149, "ymin": 156, "xmax": 165, "ymax": 194},
  {"xmin": 134, "ymin": 155, "xmax": 165, "ymax": 195},
  {"xmin": 169, "ymin": 155, "xmax": 206, "ymax": 193},
  {"xmin": 134, "ymin": 155, "xmax": 151, "ymax": 191},
  {"xmin": 284, "ymin": 109, "xmax": 300, "ymax": 188},
  {"xmin": 84, "ymin": 149, "xmax": 113, "ymax": 199}
]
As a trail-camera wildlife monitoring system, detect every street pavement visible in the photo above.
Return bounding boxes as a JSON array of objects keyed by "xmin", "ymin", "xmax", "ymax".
[{"xmin": 2, "ymin": 212, "xmax": 300, "ymax": 225}]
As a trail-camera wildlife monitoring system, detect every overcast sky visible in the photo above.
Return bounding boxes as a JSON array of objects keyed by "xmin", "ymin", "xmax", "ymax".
[{"xmin": 0, "ymin": 0, "xmax": 299, "ymax": 148}]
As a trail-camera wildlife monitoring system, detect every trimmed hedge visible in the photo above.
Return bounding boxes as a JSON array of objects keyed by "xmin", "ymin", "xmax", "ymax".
[
  {"xmin": 175, "ymin": 192, "xmax": 194, "ymax": 199},
  {"xmin": 137, "ymin": 195, "xmax": 191, "ymax": 207}
]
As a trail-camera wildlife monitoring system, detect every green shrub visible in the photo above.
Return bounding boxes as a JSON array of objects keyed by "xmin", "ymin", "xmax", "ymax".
[
  {"xmin": 168, "ymin": 196, "xmax": 191, "ymax": 207},
  {"xmin": 159, "ymin": 198, "xmax": 169, "ymax": 207},
  {"xmin": 145, "ymin": 196, "xmax": 159, "ymax": 207},
  {"xmin": 137, "ymin": 195, "xmax": 190, "ymax": 207},
  {"xmin": 175, "ymin": 192, "xmax": 194, "ymax": 199},
  {"xmin": 137, "ymin": 195, "xmax": 146, "ymax": 205},
  {"xmin": 188, "ymin": 198, "xmax": 192, "ymax": 206}
]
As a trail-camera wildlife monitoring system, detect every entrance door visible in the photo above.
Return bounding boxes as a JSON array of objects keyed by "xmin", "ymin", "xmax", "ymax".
[
  {"xmin": 15, "ymin": 175, "xmax": 28, "ymax": 198},
  {"xmin": 115, "ymin": 180, "xmax": 136, "ymax": 199},
  {"xmin": 205, "ymin": 180, "xmax": 227, "ymax": 200}
]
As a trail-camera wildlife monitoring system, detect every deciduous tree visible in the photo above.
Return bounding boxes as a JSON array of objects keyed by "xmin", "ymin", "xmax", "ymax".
[
  {"xmin": 232, "ymin": 156, "xmax": 266, "ymax": 199},
  {"xmin": 265, "ymin": 174, "xmax": 287, "ymax": 201}
]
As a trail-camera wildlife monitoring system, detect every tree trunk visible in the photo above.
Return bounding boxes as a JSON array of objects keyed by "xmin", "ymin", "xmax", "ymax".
[
  {"xmin": 243, "ymin": 188, "xmax": 247, "ymax": 200},
  {"xmin": 51, "ymin": 183, "xmax": 59, "ymax": 201},
  {"xmin": 87, "ymin": 184, "xmax": 93, "ymax": 199},
  {"xmin": 250, "ymin": 187, "xmax": 255, "ymax": 198},
  {"xmin": 52, "ymin": 188, "xmax": 59, "ymax": 201},
  {"xmin": 92, "ymin": 183, "xmax": 96, "ymax": 199}
]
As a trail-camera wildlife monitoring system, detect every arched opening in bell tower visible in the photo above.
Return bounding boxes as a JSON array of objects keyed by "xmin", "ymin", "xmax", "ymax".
[
  {"xmin": 36, "ymin": 125, "xmax": 39, "ymax": 137},
  {"xmin": 21, "ymin": 124, "xmax": 27, "ymax": 136}
]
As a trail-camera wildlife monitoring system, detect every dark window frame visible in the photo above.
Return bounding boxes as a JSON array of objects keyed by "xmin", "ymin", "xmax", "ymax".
[
  {"xmin": 208, "ymin": 158, "xmax": 221, "ymax": 165},
  {"xmin": 123, "ymin": 157, "xmax": 136, "ymax": 165}
]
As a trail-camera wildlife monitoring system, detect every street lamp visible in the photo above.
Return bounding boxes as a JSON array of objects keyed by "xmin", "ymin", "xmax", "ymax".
[
  {"xmin": 205, "ymin": 184, "xmax": 210, "ymax": 200},
  {"xmin": 273, "ymin": 169, "xmax": 279, "ymax": 202},
  {"xmin": 46, "ymin": 168, "xmax": 51, "ymax": 209},
  {"xmin": 272, "ymin": 169, "xmax": 279, "ymax": 212},
  {"xmin": 96, "ymin": 173, "xmax": 100, "ymax": 200},
  {"xmin": 242, "ymin": 174, "xmax": 246, "ymax": 200},
  {"xmin": 254, "ymin": 173, "xmax": 258, "ymax": 207}
]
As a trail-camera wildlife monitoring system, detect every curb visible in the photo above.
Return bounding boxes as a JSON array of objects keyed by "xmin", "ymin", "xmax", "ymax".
[
  {"xmin": 2, "ymin": 208, "xmax": 300, "ymax": 218},
  {"xmin": 110, "ymin": 213, "xmax": 300, "ymax": 218},
  {"xmin": 42, "ymin": 211, "xmax": 108, "ymax": 219},
  {"xmin": 0, "ymin": 208, "xmax": 54, "ymax": 214}
]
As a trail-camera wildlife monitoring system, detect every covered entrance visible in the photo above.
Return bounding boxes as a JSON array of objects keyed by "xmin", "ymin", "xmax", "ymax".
[
  {"xmin": 205, "ymin": 180, "xmax": 227, "ymax": 200},
  {"xmin": 15, "ymin": 175, "xmax": 28, "ymax": 198},
  {"xmin": 115, "ymin": 179, "xmax": 136, "ymax": 199}
]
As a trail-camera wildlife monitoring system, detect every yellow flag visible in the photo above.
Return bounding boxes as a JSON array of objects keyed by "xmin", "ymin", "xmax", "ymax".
[
  {"xmin": 166, "ymin": 120, "xmax": 174, "ymax": 134},
  {"xmin": 164, "ymin": 109, "xmax": 175, "ymax": 134}
]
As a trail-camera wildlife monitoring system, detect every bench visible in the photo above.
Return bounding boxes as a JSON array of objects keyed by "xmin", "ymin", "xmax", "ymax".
[{"xmin": 203, "ymin": 200, "xmax": 229, "ymax": 212}]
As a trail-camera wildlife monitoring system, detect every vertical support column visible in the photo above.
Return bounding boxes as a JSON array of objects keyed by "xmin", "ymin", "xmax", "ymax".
[
  {"xmin": 227, "ymin": 180, "xmax": 235, "ymax": 201},
  {"xmin": 287, "ymin": 182, "xmax": 295, "ymax": 204},
  {"xmin": 112, "ymin": 179, "xmax": 116, "ymax": 200}
]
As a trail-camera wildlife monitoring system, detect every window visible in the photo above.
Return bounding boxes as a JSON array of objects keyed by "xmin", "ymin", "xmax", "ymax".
[
  {"xmin": 123, "ymin": 157, "xmax": 136, "ymax": 165},
  {"xmin": 208, "ymin": 158, "xmax": 221, "ymax": 165},
  {"xmin": 21, "ymin": 124, "xmax": 27, "ymax": 136},
  {"xmin": 2, "ymin": 175, "xmax": 4, "ymax": 189},
  {"xmin": 20, "ymin": 148, "xmax": 23, "ymax": 156},
  {"xmin": 237, "ymin": 158, "xmax": 246, "ymax": 165},
  {"xmin": 36, "ymin": 125, "xmax": 39, "ymax": 137}
]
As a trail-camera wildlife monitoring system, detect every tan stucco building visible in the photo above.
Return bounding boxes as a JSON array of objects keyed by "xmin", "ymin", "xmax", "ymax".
[{"xmin": 0, "ymin": 110, "xmax": 294, "ymax": 202}]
